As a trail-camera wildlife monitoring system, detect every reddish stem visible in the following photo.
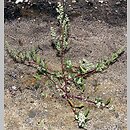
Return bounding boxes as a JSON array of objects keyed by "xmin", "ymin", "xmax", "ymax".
[
  {"xmin": 65, "ymin": 69, "xmax": 97, "ymax": 83},
  {"xmin": 69, "ymin": 94, "xmax": 96, "ymax": 106}
]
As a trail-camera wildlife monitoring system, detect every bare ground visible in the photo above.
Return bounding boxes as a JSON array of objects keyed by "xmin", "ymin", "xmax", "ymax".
[{"xmin": 4, "ymin": 0, "xmax": 127, "ymax": 130}]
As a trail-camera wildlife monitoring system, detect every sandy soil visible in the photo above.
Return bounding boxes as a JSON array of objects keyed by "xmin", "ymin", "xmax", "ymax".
[{"xmin": 4, "ymin": 0, "xmax": 127, "ymax": 130}]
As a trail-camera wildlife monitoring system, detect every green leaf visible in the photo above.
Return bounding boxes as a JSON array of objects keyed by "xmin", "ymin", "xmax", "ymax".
[
  {"xmin": 40, "ymin": 59, "xmax": 45, "ymax": 67},
  {"xmin": 56, "ymin": 41, "xmax": 61, "ymax": 51},
  {"xmin": 25, "ymin": 51, "xmax": 31, "ymax": 61},
  {"xmin": 84, "ymin": 109, "xmax": 90, "ymax": 117},
  {"xmin": 95, "ymin": 61, "xmax": 107, "ymax": 72},
  {"xmin": 77, "ymin": 78, "xmax": 82, "ymax": 84},
  {"xmin": 36, "ymin": 56, "xmax": 41, "ymax": 64},
  {"xmin": 79, "ymin": 58, "xmax": 95, "ymax": 73},
  {"xmin": 33, "ymin": 73, "xmax": 41, "ymax": 80},
  {"xmin": 95, "ymin": 97, "xmax": 103, "ymax": 103},
  {"xmin": 112, "ymin": 53, "xmax": 118, "ymax": 61},
  {"xmin": 54, "ymin": 71, "xmax": 62, "ymax": 78},
  {"xmin": 74, "ymin": 77, "xmax": 85, "ymax": 92},
  {"xmin": 65, "ymin": 59, "xmax": 72, "ymax": 69},
  {"xmin": 80, "ymin": 65, "xmax": 87, "ymax": 73}
]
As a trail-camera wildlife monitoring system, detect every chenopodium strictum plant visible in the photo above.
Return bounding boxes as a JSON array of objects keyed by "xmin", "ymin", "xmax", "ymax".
[{"xmin": 5, "ymin": 2, "xmax": 125, "ymax": 129}]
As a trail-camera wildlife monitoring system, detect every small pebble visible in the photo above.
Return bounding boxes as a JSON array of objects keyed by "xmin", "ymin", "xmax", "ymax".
[
  {"xmin": 98, "ymin": 20, "xmax": 101, "ymax": 22},
  {"xmin": 72, "ymin": 0, "xmax": 76, "ymax": 3},
  {"xmin": 48, "ymin": 1, "xmax": 51, "ymax": 4},
  {"xmin": 99, "ymin": 0, "xmax": 104, "ymax": 3},
  {"xmin": 44, "ymin": 109, "xmax": 48, "ymax": 112},
  {"xmin": 18, "ymin": 17, "xmax": 21, "ymax": 21},
  {"xmin": 115, "ymin": 112, "xmax": 119, "ymax": 118},
  {"xmin": 20, "ymin": 75, "xmax": 23, "ymax": 78},
  {"xmin": 115, "ymin": 10, "xmax": 118, "ymax": 13},
  {"xmin": 109, "ymin": 105, "xmax": 114, "ymax": 110},
  {"xmin": 124, "ymin": 34, "xmax": 127, "ymax": 37},
  {"xmin": 116, "ymin": 1, "xmax": 121, "ymax": 5},
  {"xmin": 43, "ymin": 103, "xmax": 47, "ymax": 109},
  {"xmin": 15, "ymin": 0, "xmax": 23, "ymax": 4},
  {"xmin": 92, "ymin": 79, "xmax": 98, "ymax": 86},
  {"xmin": 12, "ymin": 85, "xmax": 17, "ymax": 90},
  {"xmin": 28, "ymin": 110, "xmax": 36, "ymax": 118},
  {"xmin": 25, "ymin": 118, "xmax": 33, "ymax": 124}
]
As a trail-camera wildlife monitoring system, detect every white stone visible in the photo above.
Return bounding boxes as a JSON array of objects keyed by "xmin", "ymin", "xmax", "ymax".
[
  {"xmin": 99, "ymin": 0, "xmax": 104, "ymax": 3},
  {"xmin": 15, "ymin": 0, "xmax": 24, "ymax": 4},
  {"xmin": 15, "ymin": 0, "xmax": 28, "ymax": 4},
  {"xmin": 12, "ymin": 85, "xmax": 17, "ymax": 90},
  {"xmin": 18, "ymin": 17, "xmax": 21, "ymax": 20},
  {"xmin": 72, "ymin": 0, "xmax": 76, "ymax": 3},
  {"xmin": 20, "ymin": 75, "xmax": 23, "ymax": 78}
]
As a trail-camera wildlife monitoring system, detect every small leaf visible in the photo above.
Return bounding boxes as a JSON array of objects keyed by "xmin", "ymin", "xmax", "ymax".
[
  {"xmin": 65, "ymin": 59, "xmax": 72, "ymax": 69},
  {"xmin": 54, "ymin": 71, "xmax": 62, "ymax": 78},
  {"xmin": 56, "ymin": 41, "xmax": 61, "ymax": 51},
  {"xmin": 25, "ymin": 51, "xmax": 31, "ymax": 61},
  {"xmin": 33, "ymin": 73, "xmax": 41, "ymax": 80},
  {"xmin": 76, "ymin": 78, "xmax": 82, "ymax": 84},
  {"xmin": 74, "ymin": 77, "xmax": 85, "ymax": 91},
  {"xmin": 112, "ymin": 53, "xmax": 118, "ymax": 61},
  {"xmin": 80, "ymin": 65, "xmax": 87, "ymax": 73},
  {"xmin": 40, "ymin": 59, "xmax": 45, "ymax": 67},
  {"xmin": 84, "ymin": 109, "xmax": 90, "ymax": 117},
  {"xmin": 41, "ymin": 92, "xmax": 47, "ymax": 98},
  {"xmin": 36, "ymin": 56, "xmax": 41, "ymax": 64}
]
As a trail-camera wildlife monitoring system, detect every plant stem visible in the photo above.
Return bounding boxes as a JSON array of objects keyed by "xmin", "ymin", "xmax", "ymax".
[
  {"xmin": 65, "ymin": 68, "xmax": 97, "ymax": 83},
  {"xmin": 69, "ymin": 94, "xmax": 96, "ymax": 106}
]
